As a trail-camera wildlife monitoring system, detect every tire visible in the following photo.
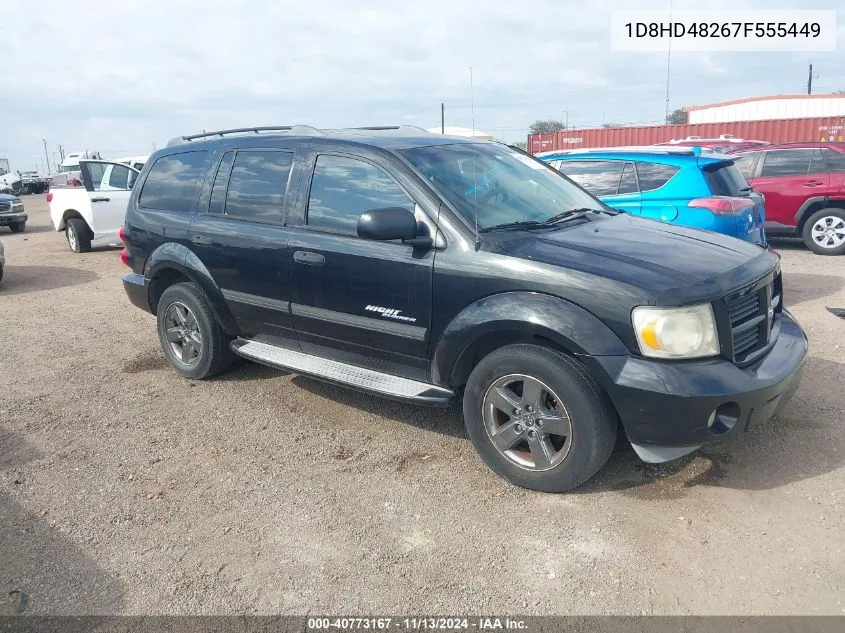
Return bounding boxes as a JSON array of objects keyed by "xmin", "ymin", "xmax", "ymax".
[
  {"xmin": 65, "ymin": 218, "xmax": 92, "ymax": 253},
  {"xmin": 9, "ymin": 222, "xmax": 25, "ymax": 233},
  {"xmin": 802, "ymin": 208, "xmax": 845, "ymax": 256},
  {"xmin": 463, "ymin": 343, "xmax": 617, "ymax": 492},
  {"xmin": 0, "ymin": 264, "xmax": 3, "ymax": 285},
  {"xmin": 156, "ymin": 282, "xmax": 233, "ymax": 379}
]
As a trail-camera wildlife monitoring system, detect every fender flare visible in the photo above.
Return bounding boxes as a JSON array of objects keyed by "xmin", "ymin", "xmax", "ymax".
[
  {"xmin": 144, "ymin": 242, "xmax": 239, "ymax": 334},
  {"xmin": 794, "ymin": 196, "xmax": 830, "ymax": 228},
  {"xmin": 430, "ymin": 291, "xmax": 629, "ymax": 387}
]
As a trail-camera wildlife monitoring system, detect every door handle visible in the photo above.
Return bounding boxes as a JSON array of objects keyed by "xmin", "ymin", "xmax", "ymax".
[
  {"xmin": 191, "ymin": 234, "xmax": 212, "ymax": 245},
  {"xmin": 802, "ymin": 181, "xmax": 824, "ymax": 187},
  {"xmin": 293, "ymin": 250, "xmax": 325, "ymax": 266},
  {"xmin": 91, "ymin": 197, "xmax": 110, "ymax": 202}
]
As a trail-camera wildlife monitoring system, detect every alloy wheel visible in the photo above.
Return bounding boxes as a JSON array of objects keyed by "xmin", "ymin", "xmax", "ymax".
[
  {"xmin": 482, "ymin": 374, "xmax": 573, "ymax": 471},
  {"xmin": 811, "ymin": 216, "xmax": 845, "ymax": 250},
  {"xmin": 163, "ymin": 301, "xmax": 203, "ymax": 365}
]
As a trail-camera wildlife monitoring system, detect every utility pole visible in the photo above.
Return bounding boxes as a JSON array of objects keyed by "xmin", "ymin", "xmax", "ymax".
[
  {"xmin": 665, "ymin": 0, "xmax": 673, "ymax": 122},
  {"xmin": 441, "ymin": 102, "xmax": 445, "ymax": 134},
  {"xmin": 42, "ymin": 139, "xmax": 51, "ymax": 173},
  {"xmin": 807, "ymin": 62, "xmax": 813, "ymax": 94},
  {"xmin": 59, "ymin": 144, "xmax": 65, "ymax": 162}
]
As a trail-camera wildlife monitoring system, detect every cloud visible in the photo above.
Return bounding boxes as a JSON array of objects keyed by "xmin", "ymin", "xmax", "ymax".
[{"xmin": 1, "ymin": 0, "xmax": 843, "ymax": 168}]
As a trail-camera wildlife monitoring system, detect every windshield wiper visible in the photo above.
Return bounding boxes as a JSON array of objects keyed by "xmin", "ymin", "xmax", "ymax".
[
  {"xmin": 542, "ymin": 207, "xmax": 609, "ymax": 225},
  {"xmin": 478, "ymin": 220, "xmax": 547, "ymax": 233}
]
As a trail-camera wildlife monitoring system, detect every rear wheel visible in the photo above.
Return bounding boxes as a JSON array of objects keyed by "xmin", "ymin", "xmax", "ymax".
[
  {"xmin": 9, "ymin": 222, "xmax": 25, "ymax": 233},
  {"xmin": 463, "ymin": 344, "xmax": 617, "ymax": 492},
  {"xmin": 156, "ymin": 282, "xmax": 233, "ymax": 379},
  {"xmin": 803, "ymin": 208, "xmax": 845, "ymax": 255},
  {"xmin": 65, "ymin": 218, "xmax": 91, "ymax": 253}
]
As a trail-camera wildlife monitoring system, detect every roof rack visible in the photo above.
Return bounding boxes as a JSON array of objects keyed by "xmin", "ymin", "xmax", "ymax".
[
  {"xmin": 538, "ymin": 145, "xmax": 701, "ymax": 157},
  {"xmin": 166, "ymin": 125, "xmax": 324, "ymax": 147},
  {"xmin": 345, "ymin": 125, "xmax": 431, "ymax": 133}
]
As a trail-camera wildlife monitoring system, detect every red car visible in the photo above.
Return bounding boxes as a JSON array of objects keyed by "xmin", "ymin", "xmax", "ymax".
[{"xmin": 729, "ymin": 142, "xmax": 845, "ymax": 255}]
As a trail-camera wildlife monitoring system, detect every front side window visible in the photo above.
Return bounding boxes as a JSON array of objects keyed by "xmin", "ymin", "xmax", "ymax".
[
  {"xmin": 557, "ymin": 160, "xmax": 624, "ymax": 197},
  {"xmin": 139, "ymin": 151, "xmax": 208, "ymax": 212},
  {"xmin": 822, "ymin": 148, "xmax": 845, "ymax": 172},
  {"xmin": 222, "ymin": 150, "xmax": 292, "ymax": 223},
  {"xmin": 635, "ymin": 162, "xmax": 680, "ymax": 192},
  {"xmin": 107, "ymin": 164, "xmax": 132, "ymax": 190},
  {"xmin": 760, "ymin": 149, "xmax": 813, "ymax": 177},
  {"xmin": 401, "ymin": 143, "xmax": 604, "ymax": 231},
  {"xmin": 307, "ymin": 155, "xmax": 414, "ymax": 236}
]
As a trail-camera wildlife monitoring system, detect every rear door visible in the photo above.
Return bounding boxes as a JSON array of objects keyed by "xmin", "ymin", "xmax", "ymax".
[
  {"xmin": 187, "ymin": 146, "xmax": 301, "ymax": 341},
  {"xmin": 557, "ymin": 160, "xmax": 642, "ymax": 214},
  {"xmin": 750, "ymin": 148, "xmax": 828, "ymax": 227},
  {"xmin": 79, "ymin": 160, "xmax": 140, "ymax": 237}
]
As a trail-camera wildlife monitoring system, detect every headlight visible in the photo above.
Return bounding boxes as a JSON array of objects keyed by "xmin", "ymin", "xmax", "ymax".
[{"xmin": 632, "ymin": 303, "xmax": 719, "ymax": 359}]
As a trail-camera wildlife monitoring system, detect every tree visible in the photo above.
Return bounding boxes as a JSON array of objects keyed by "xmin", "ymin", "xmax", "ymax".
[
  {"xmin": 529, "ymin": 120, "xmax": 566, "ymax": 135},
  {"xmin": 666, "ymin": 108, "xmax": 687, "ymax": 124}
]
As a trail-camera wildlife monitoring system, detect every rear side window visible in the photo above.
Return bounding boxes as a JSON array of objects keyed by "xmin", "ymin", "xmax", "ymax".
[
  {"xmin": 760, "ymin": 149, "xmax": 813, "ymax": 177},
  {"xmin": 222, "ymin": 150, "xmax": 293, "ymax": 223},
  {"xmin": 703, "ymin": 162, "xmax": 750, "ymax": 196},
  {"xmin": 635, "ymin": 162, "xmax": 680, "ymax": 192},
  {"xmin": 617, "ymin": 163, "xmax": 638, "ymax": 194},
  {"xmin": 139, "ymin": 151, "xmax": 208, "ymax": 212},
  {"xmin": 208, "ymin": 151, "xmax": 235, "ymax": 215},
  {"xmin": 558, "ymin": 160, "xmax": 624, "ymax": 196},
  {"xmin": 731, "ymin": 153, "xmax": 758, "ymax": 178},
  {"xmin": 822, "ymin": 148, "xmax": 845, "ymax": 172},
  {"xmin": 307, "ymin": 155, "xmax": 414, "ymax": 236}
]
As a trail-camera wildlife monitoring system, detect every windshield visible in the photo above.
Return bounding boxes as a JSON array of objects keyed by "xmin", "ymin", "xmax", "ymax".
[{"xmin": 401, "ymin": 143, "xmax": 604, "ymax": 230}]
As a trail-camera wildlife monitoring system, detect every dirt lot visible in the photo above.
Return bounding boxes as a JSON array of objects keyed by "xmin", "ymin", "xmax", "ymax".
[{"xmin": 1, "ymin": 196, "xmax": 843, "ymax": 616}]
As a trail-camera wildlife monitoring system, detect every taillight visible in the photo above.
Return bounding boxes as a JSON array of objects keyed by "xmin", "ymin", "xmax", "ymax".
[
  {"xmin": 120, "ymin": 248, "xmax": 129, "ymax": 267},
  {"xmin": 119, "ymin": 225, "xmax": 126, "ymax": 243},
  {"xmin": 119, "ymin": 225, "xmax": 130, "ymax": 266},
  {"xmin": 46, "ymin": 192, "xmax": 53, "ymax": 203},
  {"xmin": 688, "ymin": 196, "xmax": 754, "ymax": 216}
]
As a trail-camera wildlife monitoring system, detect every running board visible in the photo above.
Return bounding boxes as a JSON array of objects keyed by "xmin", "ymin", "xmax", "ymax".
[{"xmin": 231, "ymin": 339, "xmax": 455, "ymax": 406}]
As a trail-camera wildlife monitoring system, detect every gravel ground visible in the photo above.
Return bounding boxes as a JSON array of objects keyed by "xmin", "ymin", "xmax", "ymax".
[{"xmin": 1, "ymin": 196, "xmax": 843, "ymax": 616}]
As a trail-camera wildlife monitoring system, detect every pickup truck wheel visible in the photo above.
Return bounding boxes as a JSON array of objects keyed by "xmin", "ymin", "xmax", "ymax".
[
  {"xmin": 803, "ymin": 208, "xmax": 845, "ymax": 255},
  {"xmin": 463, "ymin": 344, "xmax": 617, "ymax": 492},
  {"xmin": 9, "ymin": 222, "xmax": 25, "ymax": 233},
  {"xmin": 156, "ymin": 282, "xmax": 233, "ymax": 379},
  {"xmin": 65, "ymin": 218, "xmax": 91, "ymax": 253}
]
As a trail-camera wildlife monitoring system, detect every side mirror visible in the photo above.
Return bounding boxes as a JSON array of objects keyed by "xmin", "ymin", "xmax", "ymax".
[{"xmin": 357, "ymin": 207, "xmax": 432, "ymax": 248}]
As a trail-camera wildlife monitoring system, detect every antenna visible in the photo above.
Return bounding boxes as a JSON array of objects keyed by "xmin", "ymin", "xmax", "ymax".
[{"xmin": 470, "ymin": 66, "xmax": 480, "ymax": 250}]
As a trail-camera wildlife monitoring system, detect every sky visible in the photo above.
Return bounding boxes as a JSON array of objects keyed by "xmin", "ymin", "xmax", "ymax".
[{"xmin": 1, "ymin": 0, "xmax": 843, "ymax": 171}]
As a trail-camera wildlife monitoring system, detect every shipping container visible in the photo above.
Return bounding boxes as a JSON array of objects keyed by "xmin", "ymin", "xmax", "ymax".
[{"xmin": 528, "ymin": 116, "xmax": 845, "ymax": 154}]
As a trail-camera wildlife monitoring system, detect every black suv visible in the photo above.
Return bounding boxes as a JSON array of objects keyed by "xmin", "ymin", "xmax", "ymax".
[{"xmin": 121, "ymin": 125, "xmax": 808, "ymax": 492}]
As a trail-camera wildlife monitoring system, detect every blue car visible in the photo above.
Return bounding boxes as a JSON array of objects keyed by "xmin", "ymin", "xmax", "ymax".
[{"xmin": 538, "ymin": 146, "xmax": 767, "ymax": 246}]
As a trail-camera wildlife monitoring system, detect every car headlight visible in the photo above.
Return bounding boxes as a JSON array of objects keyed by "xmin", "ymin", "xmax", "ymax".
[{"xmin": 632, "ymin": 303, "xmax": 719, "ymax": 359}]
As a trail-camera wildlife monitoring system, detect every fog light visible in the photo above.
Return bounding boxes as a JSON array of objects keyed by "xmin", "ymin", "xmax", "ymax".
[
  {"xmin": 707, "ymin": 410, "xmax": 717, "ymax": 428},
  {"xmin": 709, "ymin": 402, "xmax": 740, "ymax": 436}
]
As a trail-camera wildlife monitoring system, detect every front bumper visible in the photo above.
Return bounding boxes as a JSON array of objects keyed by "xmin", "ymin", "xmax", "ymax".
[
  {"xmin": 122, "ymin": 272, "xmax": 152, "ymax": 313},
  {"xmin": 0, "ymin": 211, "xmax": 27, "ymax": 226},
  {"xmin": 584, "ymin": 309, "xmax": 807, "ymax": 455}
]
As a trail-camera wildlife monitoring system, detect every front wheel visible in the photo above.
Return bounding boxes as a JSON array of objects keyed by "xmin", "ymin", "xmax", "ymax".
[
  {"xmin": 463, "ymin": 344, "xmax": 617, "ymax": 492},
  {"xmin": 156, "ymin": 282, "xmax": 233, "ymax": 379},
  {"xmin": 803, "ymin": 208, "xmax": 845, "ymax": 255},
  {"xmin": 9, "ymin": 222, "xmax": 25, "ymax": 233}
]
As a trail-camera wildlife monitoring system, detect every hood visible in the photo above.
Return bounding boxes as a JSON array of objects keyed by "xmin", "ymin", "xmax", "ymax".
[
  {"xmin": 0, "ymin": 193, "xmax": 21, "ymax": 202},
  {"xmin": 489, "ymin": 213, "xmax": 777, "ymax": 303}
]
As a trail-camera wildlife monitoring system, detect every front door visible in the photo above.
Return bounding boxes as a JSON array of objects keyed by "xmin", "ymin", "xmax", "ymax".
[
  {"xmin": 289, "ymin": 152, "xmax": 434, "ymax": 381},
  {"xmin": 187, "ymin": 147, "xmax": 299, "ymax": 342},
  {"xmin": 79, "ymin": 160, "xmax": 140, "ymax": 237}
]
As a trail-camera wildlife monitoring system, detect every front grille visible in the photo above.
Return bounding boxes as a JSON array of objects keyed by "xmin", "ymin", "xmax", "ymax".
[
  {"xmin": 722, "ymin": 272, "xmax": 782, "ymax": 364},
  {"xmin": 0, "ymin": 201, "xmax": 11, "ymax": 213}
]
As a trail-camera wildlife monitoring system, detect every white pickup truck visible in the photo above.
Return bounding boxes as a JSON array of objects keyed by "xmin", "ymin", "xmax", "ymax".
[{"xmin": 48, "ymin": 159, "xmax": 140, "ymax": 252}]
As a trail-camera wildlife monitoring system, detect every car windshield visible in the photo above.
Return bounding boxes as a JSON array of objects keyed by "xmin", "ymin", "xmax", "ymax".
[{"xmin": 401, "ymin": 143, "xmax": 605, "ymax": 230}]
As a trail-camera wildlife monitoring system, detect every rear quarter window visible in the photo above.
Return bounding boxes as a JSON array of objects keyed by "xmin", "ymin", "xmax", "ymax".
[
  {"xmin": 139, "ymin": 151, "xmax": 209, "ymax": 212},
  {"xmin": 634, "ymin": 162, "xmax": 680, "ymax": 192},
  {"xmin": 703, "ymin": 162, "xmax": 751, "ymax": 197}
]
